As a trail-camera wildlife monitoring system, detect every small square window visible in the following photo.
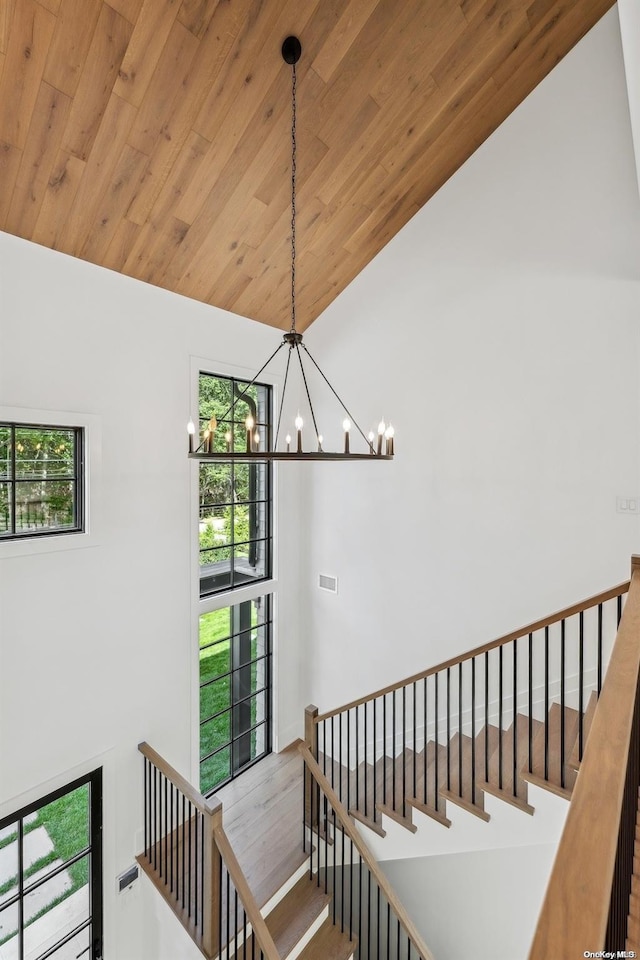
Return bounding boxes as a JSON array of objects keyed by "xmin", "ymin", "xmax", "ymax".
[{"xmin": 0, "ymin": 423, "xmax": 84, "ymax": 540}]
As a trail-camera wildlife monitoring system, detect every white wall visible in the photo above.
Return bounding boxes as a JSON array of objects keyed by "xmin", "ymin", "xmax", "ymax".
[
  {"xmin": 301, "ymin": 7, "xmax": 640, "ymax": 717},
  {"xmin": 382, "ymin": 841, "xmax": 559, "ymax": 960},
  {"xmin": 0, "ymin": 237, "xmax": 304, "ymax": 959}
]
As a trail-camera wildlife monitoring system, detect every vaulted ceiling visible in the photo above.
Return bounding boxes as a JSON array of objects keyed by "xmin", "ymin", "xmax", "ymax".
[{"xmin": 0, "ymin": 0, "xmax": 614, "ymax": 330}]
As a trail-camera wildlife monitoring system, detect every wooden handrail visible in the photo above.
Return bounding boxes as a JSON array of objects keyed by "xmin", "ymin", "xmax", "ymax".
[
  {"xmin": 213, "ymin": 823, "xmax": 281, "ymax": 960},
  {"xmin": 315, "ymin": 580, "xmax": 630, "ymax": 722},
  {"xmin": 529, "ymin": 558, "xmax": 640, "ymax": 956},
  {"xmin": 138, "ymin": 741, "xmax": 216, "ymax": 816},
  {"xmin": 298, "ymin": 740, "xmax": 437, "ymax": 960}
]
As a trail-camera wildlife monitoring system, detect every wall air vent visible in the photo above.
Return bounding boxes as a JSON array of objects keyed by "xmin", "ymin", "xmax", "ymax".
[{"xmin": 318, "ymin": 574, "xmax": 338, "ymax": 594}]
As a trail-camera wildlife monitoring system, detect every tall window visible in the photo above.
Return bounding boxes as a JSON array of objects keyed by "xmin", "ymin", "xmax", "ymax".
[
  {"xmin": 197, "ymin": 372, "xmax": 274, "ymax": 795},
  {"xmin": 198, "ymin": 373, "xmax": 272, "ymax": 597},
  {"xmin": 0, "ymin": 769, "xmax": 102, "ymax": 960},
  {"xmin": 199, "ymin": 597, "xmax": 272, "ymax": 794},
  {"xmin": 0, "ymin": 423, "xmax": 84, "ymax": 540}
]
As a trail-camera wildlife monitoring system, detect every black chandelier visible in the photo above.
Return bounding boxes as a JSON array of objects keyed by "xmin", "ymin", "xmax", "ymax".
[{"xmin": 188, "ymin": 36, "xmax": 394, "ymax": 462}]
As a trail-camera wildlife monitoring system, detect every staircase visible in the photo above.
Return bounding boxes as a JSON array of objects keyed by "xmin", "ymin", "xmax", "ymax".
[
  {"xmin": 136, "ymin": 740, "xmax": 432, "ymax": 960},
  {"xmin": 310, "ymin": 583, "xmax": 627, "ymax": 844},
  {"xmin": 138, "ymin": 565, "xmax": 640, "ymax": 959}
]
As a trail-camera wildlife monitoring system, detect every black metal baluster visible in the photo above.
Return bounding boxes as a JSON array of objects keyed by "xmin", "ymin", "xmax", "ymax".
[
  {"xmin": 144, "ymin": 758, "xmax": 148, "ymax": 859},
  {"xmin": 153, "ymin": 765, "xmax": 157, "ymax": 870},
  {"xmin": 357, "ymin": 854, "xmax": 362, "ymax": 949},
  {"xmin": 367, "ymin": 868, "xmax": 371, "ymax": 954},
  {"xmin": 322, "ymin": 720, "xmax": 327, "ymax": 777},
  {"xmin": 219, "ymin": 864, "xmax": 224, "ymax": 960},
  {"xmin": 338, "ymin": 714, "xmax": 348, "ymax": 809},
  {"xmin": 458, "ymin": 662, "xmax": 462, "ymax": 800},
  {"xmin": 170, "ymin": 783, "xmax": 174, "ymax": 894},
  {"xmin": 303, "ymin": 753, "xmax": 307, "ymax": 854},
  {"xmin": 332, "ymin": 716, "xmax": 336, "ymax": 798},
  {"xmin": 317, "ymin": 780, "xmax": 322, "ymax": 888},
  {"xmin": 544, "ymin": 625, "xmax": 549, "ymax": 782},
  {"xmin": 383, "ymin": 693, "xmax": 388, "ymax": 808},
  {"xmin": 194, "ymin": 811, "xmax": 198, "ymax": 930},
  {"xmin": 310, "ymin": 763, "xmax": 314, "ymax": 880},
  {"xmin": 226, "ymin": 865, "xmax": 230, "ymax": 960},
  {"xmin": 617, "ymin": 594, "xmax": 622, "ymax": 626},
  {"xmin": 187, "ymin": 800, "xmax": 192, "ymax": 919},
  {"xmin": 413, "ymin": 681, "xmax": 417, "ymax": 802},
  {"xmin": 484, "ymin": 652, "xmax": 489, "ymax": 783},
  {"xmin": 579, "ymin": 610, "xmax": 584, "ymax": 761},
  {"xmin": 402, "ymin": 686, "xmax": 407, "ymax": 815},
  {"xmin": 434, "ymin": 674, "xmax": 439, "ymax": 810},
  {"xmin": 349, "ymin": 836, "xmax": 353, "ymax": 941},
  {"xmin": 164, "ymin": 775, "xmax": 168, "ymax": 884},
  {"xmin": 376, "ymin": 882, "xmax": 380, "ymax": 960},
  {"xmin": 386, "ymin": 902, "xmax": 391, "ymax": 960},
  {"xmin": 513, "ymin": 638, "xmax": 518, "ymax": 798},
  {"xmin": 498, "ymin": 645, "xmax": 503, "ymax": 791},
  {"xmin": 597, "ymin": 602, "xmax": 603, "ymax": 695},
  {"xmin": 392, "ymin": 691, "xmax": 397, "ymax": 809},
  {"xmin": 341, "ymin": 796, "xmax": 345, "ymax": 934},
  {"xmin": 347, "ymin": 710, "xmax": 351, "ymax": 810},
  {"xmin": 373, "ymin": 698, "xmax": 378, "ymax": 824},
  {"xmin": 446, "ymin": 667, "xmax": 451, "ymax": 792},
  {"xmin": 528, "ymin": 633, "xmax": 533, "ymax": 774},
  {"xmin": 423, "ymin": 676, "xmax": 428, "ymax": 806},
  {"xmin": 324, "ymin": 793, "xmax": 328, "ymax": 893},
  {"xmin": 561, "ymin": 619, "xmax": 566, "ymax": 790},
  {"xmin": 181, "ymin": 794, "xmax": 186, "ymax": 911},
  {"xmin": 233, "ymin": 888, "xmax": 238, "ymax": 960},
  {"xmin": 364, "ymin": 701, "xmax": 369, "ymax": 818},
  {"xmin": 356, "ymin": 707, "xmax": 360, "ymax": 813},
  {"xmin": 471, "ymin": 658, "xmax": 476, "ymax": 804},
  {"xmin": 332, "ymin": 791, "xmax": 336, "ymax": 927},
  {"xmin": 159, "ymin": 772, "xmax": 163, "ymax": 878}
]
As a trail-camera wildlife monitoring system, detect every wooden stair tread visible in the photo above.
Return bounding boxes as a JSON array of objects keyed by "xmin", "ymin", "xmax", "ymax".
[
  {"xmin": 568, "ymin": 690, "xmax": 598, "ymax": 770},
  {"xmin": 439, "ymin": 728, "xmax": 499, "ymax": 821},
  {"xmin": 236, "ymin": 875, "xmax": 329, "ymax": 960},
  {"xmin": 266, "ymin": 875, "xmax": 329, "ymax": 958},
  {"xmin": 349, "ymin": 806, "xmax": 386, "ymax": 837},
  {"xmin": 406, "ymin": 795, "xmax": 452, "ymax": 827},
  {"xmin": 251, "ymin": 845, "xmax": 310, "ymax": 910},
  {"xmin": 477, "ymin": 715, "xmax": 542, "ymax": 815},
  {"xmin": 376, "ymin": 800, "xmax": 418, "ymax": 833},
  {"xmin": 296, "ymin": 918, "xmax": 357, "ymax": 960},
  {"xmin": 520, "ymin": 702, "xmax": 579, "ymax": 800}
]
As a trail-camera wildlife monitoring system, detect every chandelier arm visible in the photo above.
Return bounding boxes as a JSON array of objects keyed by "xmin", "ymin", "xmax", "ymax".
[
  {"xmin": 274, "ymin": 345, "xmax": 294, "ymax": 450},
  {"xmin": 215, "ymin": 341, "xmax": 287, "ymax": 426},
  {"xmin": 301, "ymin": 343, "xmax": 373, "ymax": 450},
  {"xmin": 294, "ymin": 343, "xmax": 321, "ymax": 442}
]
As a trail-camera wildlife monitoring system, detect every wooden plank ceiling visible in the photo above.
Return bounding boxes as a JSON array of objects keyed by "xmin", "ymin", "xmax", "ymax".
[{"xmin": 0, "ymin": 0, "xmax": 614, "ymax": 331}]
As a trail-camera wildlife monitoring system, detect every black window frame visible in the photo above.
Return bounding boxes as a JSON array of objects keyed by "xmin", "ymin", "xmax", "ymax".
[
  {"xmin": 0, "ymin": 767, "xmax": 103, "ymax": 960},
  {"xmin": 0, "ymin": 422, "xmax": 84, "ymax": 541},
  {"xmin": 199, "ymin": 596, "xmax": 273, "ymax": 795},
  {"xmin": 198, "ymin": 373, "xmax": 273, "ymax": 598}
]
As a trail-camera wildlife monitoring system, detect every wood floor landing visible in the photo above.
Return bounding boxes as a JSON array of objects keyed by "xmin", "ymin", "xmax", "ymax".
[{"xmin": 215, "ymin": 744, "xmax": 307, "ymax": 910}]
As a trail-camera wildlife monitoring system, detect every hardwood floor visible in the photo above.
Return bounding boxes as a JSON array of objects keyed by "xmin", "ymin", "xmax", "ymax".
[{"xmin": 214, "ymin": 743, "xmax": 307, "ymax": 910}]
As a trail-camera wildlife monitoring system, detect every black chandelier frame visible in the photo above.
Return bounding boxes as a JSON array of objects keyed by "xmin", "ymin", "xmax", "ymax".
[{"xmin": 189, "ymin": 36, "xmax": 394, "ymax": 464}]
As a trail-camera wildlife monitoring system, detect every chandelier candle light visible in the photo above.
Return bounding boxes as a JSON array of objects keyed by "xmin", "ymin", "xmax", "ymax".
[{"xmin": 187, "ymin": 36, "xmax": 394, "ymax": 463}]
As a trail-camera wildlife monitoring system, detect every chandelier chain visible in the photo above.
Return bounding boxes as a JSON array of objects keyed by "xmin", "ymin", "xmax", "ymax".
[{"xmin": 290, "ymin": 61, "xmax": 297, "ymax": 333}]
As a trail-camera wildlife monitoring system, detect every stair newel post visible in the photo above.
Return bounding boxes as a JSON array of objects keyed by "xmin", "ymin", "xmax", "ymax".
[
  {"xmin": 304, "ymin": 705, "xmax": 319, "ymax": 841},
  {"xmin": 202, "ymin": 796, "xmax": 222, "ymax": 959},
  {"xmin": 304, "ymin": 704, "xmax": 319, "ymax": 758}
]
